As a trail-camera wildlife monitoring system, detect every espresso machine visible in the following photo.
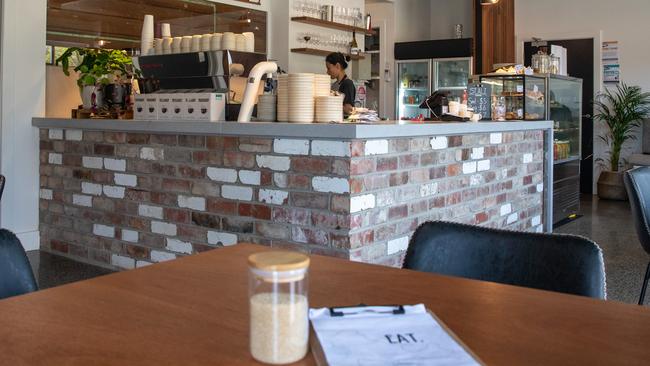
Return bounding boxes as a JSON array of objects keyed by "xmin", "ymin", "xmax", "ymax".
[{"xmin": 135, "ymin": 50, "xmax": 267, "ymax": 121}]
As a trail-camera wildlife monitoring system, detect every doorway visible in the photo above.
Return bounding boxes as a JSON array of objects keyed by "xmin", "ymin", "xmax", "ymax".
[{"xmin": 524, "ymin": 39, "xmax": 595, "ymax": 195}]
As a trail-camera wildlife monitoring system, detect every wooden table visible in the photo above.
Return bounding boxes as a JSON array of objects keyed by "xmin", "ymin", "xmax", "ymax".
[{"xmin": 1, "ymin": 244, "xmax": 649, "ymax": 365}]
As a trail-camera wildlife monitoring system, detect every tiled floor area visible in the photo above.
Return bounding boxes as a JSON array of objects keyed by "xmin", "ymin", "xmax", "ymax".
[{"xmin": 26, "ymin": 194, "xmax": 648, "ymax": 305}]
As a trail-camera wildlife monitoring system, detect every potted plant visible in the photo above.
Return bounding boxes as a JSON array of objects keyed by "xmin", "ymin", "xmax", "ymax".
[
  {"xmin": 56, "ymin": 48, "xmax": 140, "ymax": 110},
  {"xmin": 594, "ymin": 83, "xmax": 650, "ymax": 200}
]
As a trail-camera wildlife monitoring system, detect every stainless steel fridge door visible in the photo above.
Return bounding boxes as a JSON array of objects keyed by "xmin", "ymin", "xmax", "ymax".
[
  {"xmin": 432, "ymin": 57, "xmax": 473, "ymax": 100},
  {"xmin": 396, "ymin": 59, "xmax": 432, "ymax": 120}
]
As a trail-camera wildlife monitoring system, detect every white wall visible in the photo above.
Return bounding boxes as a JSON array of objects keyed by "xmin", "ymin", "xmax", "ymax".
[
  {"xmin": 46, "ymin": 66, "xmax": 80, "ymax": 118},
  {"xmin": 515, "ymin": 0, "xmax": 650, "ymax": 190},
  {"xmin": 429, "ymin": 0, "xmax": 473, "ymax": 40},
  {"xmin": 394, "ymin": 0, "xmax": 431, "ymax": 42},
  {"xmin": 1, "ymin": 0, "xmax": 47, "ymax": 250}
]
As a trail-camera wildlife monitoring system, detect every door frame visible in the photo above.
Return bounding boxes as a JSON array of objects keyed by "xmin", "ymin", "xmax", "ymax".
[
  {"xmin": 373, "ymin": 19, "xmax": 387, "ymax": 118},
  {"xmin": 516, "ymin": 30, "xmax": 604, "ymax": 194}
]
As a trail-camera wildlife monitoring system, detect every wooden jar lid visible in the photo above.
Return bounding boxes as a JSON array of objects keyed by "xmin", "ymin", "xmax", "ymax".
[{"xmin": 248, "ymin": 251, "xmax": 310, "ymax": 272}]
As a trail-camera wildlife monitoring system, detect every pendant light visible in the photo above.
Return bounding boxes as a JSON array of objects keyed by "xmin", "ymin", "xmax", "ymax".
[{"xmin": 481, "ymin": 0, "xmax": 500, "ymax": 5}]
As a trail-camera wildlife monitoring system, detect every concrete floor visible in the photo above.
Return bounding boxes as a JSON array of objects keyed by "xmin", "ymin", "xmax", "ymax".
[
  {"xmin": 555, "ymin": 195, "xmax": 648, "ymax": 305},
  {"xmin": 25, "ymin": 195, "xmax": 647, "ymax": 305}
]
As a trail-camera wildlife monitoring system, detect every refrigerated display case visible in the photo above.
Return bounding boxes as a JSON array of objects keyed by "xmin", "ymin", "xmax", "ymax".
[
  {"xmin": 479, "ymin": 74, "xmax": 547, "ymax": 121},
  {"xmin": 434, "ymin": 58, "xmax": 473, "ymax": 100},
  {"xmin": 396, "ymin": 60, "xmax": 431, "ymax": 120}
]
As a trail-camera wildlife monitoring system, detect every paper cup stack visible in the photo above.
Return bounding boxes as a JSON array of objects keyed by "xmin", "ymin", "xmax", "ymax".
[
  {"xmin": 211, "ymin": 33, "xmax": 222, "ymax": 51},
  {"xmin": 314, "ymin": 74, "xmax": 332, "ymax": 97},
  {"xmin": 257, "ymin": 95, "xmax": 277, "ymax": 122},
  {"xmin": 243, "ymin": 32, "xmax": 255, "ymax": 52},
  {"xmin": 201, "ymin": 34, "xmax": 213, "ymax": 51},
  {"xmin": 315, "ymin": 95, "xmax": 344, "ymax": 123},
  {"xmin": 222, "ymin": 32, "xmax": 236, "ymax": 50},
  {"xmin": 288, "ymin": 74, "xmax": 315, "ymax": 123},
  {"xmin": 140, "ymin": 15, "xmax": 154, "ymax": 56},
  {"xmin": 277, "ymin": 75, "xmax": 289, "ymax": 122}
]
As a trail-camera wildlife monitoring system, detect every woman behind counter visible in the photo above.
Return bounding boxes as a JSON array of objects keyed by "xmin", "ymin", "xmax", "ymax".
[{"xmin": 325, "ymin": 52, "xmax": 356, "ymax": 116}]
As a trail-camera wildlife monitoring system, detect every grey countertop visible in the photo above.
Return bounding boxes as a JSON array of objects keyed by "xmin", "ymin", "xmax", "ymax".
[{"xmin": 33, "ymin": 118, "xmax": 553, "ymax": 139}]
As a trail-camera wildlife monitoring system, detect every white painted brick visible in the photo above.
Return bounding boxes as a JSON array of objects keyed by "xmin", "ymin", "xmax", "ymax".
[
  {"xmin": 48, "ymin": 153, "xmax": 62, "ymax": 165},
  {"xmin": 114, "ymin": 173, "xmax": 137, "ymax": 187},
  {"xmin": 104, "ymin": 158, "xmax": 126, "ymax": 172},
  {"xmin": 500, "ymin": 204, "xmax": 512, "ymax": 216},
  {"xmin": 139, "ymin": 204, "xmax": 164, "ymax": 219},
  {"xmin": 274, "ymin": 173, "xmax": 288, "ymax": 188},
  {"xmin": 477, "ymin": 159, "xmax": 491, "ymax": 172},
  {"xmin": 274, "ymin": 139, "xmax": 310, "ymax": 155},
  {"xmin": 537, "ymin": 183, "xmax": 544, "ymax": 193},
  {"xmin": 94, "ymin": 224, "xmax": 115, "ymax": 238},
  {"xmin": 103, "ymin": 185, "xmax": 126, "ymax": 199},
  {"xmin": 39, "ymin": 189, "xmax": 53, "ymax": 200},
  {"xmin": 507, "ymin": 213, "xmax": 518, "ymax": 225},
  {"xmin": 258, "ymin": 189, "xmax": 289, "ymax": 205},
  {"xmin": 430, "ymin": 136, "xmax": 448, "ymax": 150},
  {"xmin": 387, "ymin": 236, "xmax": 410, "ymax": 255},
  {"xmin": 151, "ymin": 221, "xmax": 177, "ymax": 236},
  {"xmin": 470, "ymin": 174, "xmax": 484, "ymax": 186},
  {"xmin": 311, "ymin": 140, "xmax": 351, "ymax": 157},
  {"xmin": 151, "ymin": 250, "xmax": 177, "ymax": 263},
  {"xmin": 72, "ymin": 194, "xmax": 93, "ymax": 207},
  {"xmin": 122, "ymin": 229, "xmax": 139, "ymax": 243},
  {"xmin": 420, "ymin": 182, "xmax": 438, "ymax": 197},
  {"xmin": 222, "ymin": 185, "xmax": 253, "ymax": 201},
  {"xmin": 166, "ymin": 238, "xmax": 193, "ymax": 254},
  {"xmin": 207, "ymin": 167, "xmax": 238, "ymax": 183},
  {"xmin": 65, "ymin": 129, "xmax": 83, "ymax": 141},
  {"xmin": 462, "ymin": 161, "xmax": 477, "ymax": 174},
  {"xmin": 82, "ymin": 156, "xmax": 103, "ymax": 169},
  {"xmin": 178, "ymin": 195, "xmax": 206, "ymax": 211},
  {"xmin": 48, "ymin": 129, "xmax": 64, "ymax": 140},
  {"xmin": 523, "ymin": 153, "xmax": 533, "ymax": 164},
  {"xmin": 81, "ymin": 182, "xmax": 102, "ymax": 196},
  {"xmin": 532, "ymin": 215, "xmax": 542, "ymax": 227},
  {"xmin": 351, "ymin": 194, "xmax": 376, "ymax": 213},
  {"xmin": 140, "ymin": 147, "xmax": 164, "ymax": 161},
  {"xmin": 256, "ymin": 155, "xmax": 291, "ymax": 171},
  {"xmin": 111, "ymin": 254, "xmax": 135, "ymax": 270},
  {"xmin": 490, "ymin": 133, "xmax": 503, "ymax": 144},
  {"xmin": 208, "ymin": 231, "xmax": 238, "ymax": 246},
  {"xmin": 364, "ymin": 140, "xmax": 389, "ymax": 156},
  {"xmin": 471, "ymin": 147, "xmax": 485, "ymax": 160},
  {"xmin": 536, "ymin": 225, "xmax": 544, "ymax": 233},
  {"xmin": 136, "ymin": 261, "xmax": 153, "ymax": 268},
  {"xmin": 312, "ymin": 177, "xmax": 350, "ymax": 194},
  {"xmin": 239, "ymin": 170, "xmax": 261, "ymax": 185}
]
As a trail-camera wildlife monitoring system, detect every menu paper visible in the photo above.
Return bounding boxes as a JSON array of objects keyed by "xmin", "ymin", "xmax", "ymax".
[{"xmin": 309, "ymin": 304, "xmax": 482, "ymax": 366}]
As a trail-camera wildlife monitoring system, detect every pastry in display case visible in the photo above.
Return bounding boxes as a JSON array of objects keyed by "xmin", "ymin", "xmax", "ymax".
[{"xmin": 479, "ymin": 75, "xmax": 547, "ymax": 121}]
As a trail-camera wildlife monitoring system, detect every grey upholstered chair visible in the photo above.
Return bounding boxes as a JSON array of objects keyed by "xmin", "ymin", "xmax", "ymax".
[
  {"xmin": 0, "ymin": 229, "xmax": 38, "ymax": 300},
  {"xmin": 403, "ymin": 221, "xmax": 606, "ymax": 299},
  {"xmin": 624, "ymin": 166, "xmax": 650, "ymax": 305}
]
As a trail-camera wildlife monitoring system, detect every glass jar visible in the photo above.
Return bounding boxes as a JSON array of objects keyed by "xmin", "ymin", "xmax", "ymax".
[
  {"xmin": 550, "ymin": 55, "xmax": 560, "ymax": 74},
  {"xmin": 248, "ymin": 251, "xmax": 310, "ymax": 365},
  {"xmin": 532, "ymin": 51, "xmax": 551, "ymax": 74},
  {"xmin": 493, "ymin": 96, "xmax": 506, "ymax": 121}
]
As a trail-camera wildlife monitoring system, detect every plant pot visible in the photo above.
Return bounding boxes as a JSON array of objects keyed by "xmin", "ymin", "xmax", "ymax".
[
  {"xmin": 80, "ymin": 85, "xmax": 105, "ymax": 110},
  {"xmin": 597, "ymin": 170, "xmax": 629, "ymax": 201},
  {"xmin": 103, "ymin": 84, "xmax": 131, "ymax": 108}
]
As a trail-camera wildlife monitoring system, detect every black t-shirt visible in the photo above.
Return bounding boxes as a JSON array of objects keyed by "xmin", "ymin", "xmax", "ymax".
[{"xmin": 332, "ymin": 75, "xmax": 356, "ymax": 107}]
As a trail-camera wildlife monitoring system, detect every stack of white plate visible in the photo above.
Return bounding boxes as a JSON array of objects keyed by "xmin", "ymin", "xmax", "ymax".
[
  {"xmin": 235, "ymin": 34, "xmax": 247, "ymax": 51},
  {"xmin": 288, "ymin": 73, "xmax": 315, "ymax": 123},
  {"xmin": 315, "ymin": 95, "xmax": 344, "ymax": 123},
  {"xmin": 257, "ymin": 95, "xmax": 277, "ymax": 122},
  {"xmin": 314, "ymin": 74, "xmax": 332, "ymax": 97},
  {"xmin": 222, "ymin": 32, "xmax": 236, "ymax": 50},
  {"xmin": 277, "ymin": 75, "xmax": 289, "ymax": 122}
]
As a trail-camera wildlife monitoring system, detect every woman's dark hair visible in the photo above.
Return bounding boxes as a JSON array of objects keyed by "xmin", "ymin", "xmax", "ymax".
[{"xmin": 326, "ymin": 52, "xmax": 350, "ymax": 70}]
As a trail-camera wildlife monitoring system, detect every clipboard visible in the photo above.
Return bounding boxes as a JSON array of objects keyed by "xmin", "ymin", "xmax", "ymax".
[{"xmin": 309, "ymin": 304, "xmax": 485, "ymax": 366}]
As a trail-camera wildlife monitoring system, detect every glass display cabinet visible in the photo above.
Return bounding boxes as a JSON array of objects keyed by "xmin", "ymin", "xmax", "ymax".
[
  {"xmin": 396, "ymin": 60, "xmax": 431, "ymax": 120},
  {"xmin": 479, "ymin": 75, "xmax": 547, "ymax": 121},
  {"xmin": 434, "ymin": 58, "xmax": 472, "ymax": 100}
]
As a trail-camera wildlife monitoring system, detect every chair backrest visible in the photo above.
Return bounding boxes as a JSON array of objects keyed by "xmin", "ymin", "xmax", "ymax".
[
  {"xmin": 625, "ymin": 167, "xmax": 650, "ymax": 255},
  {"xmin": 403, "ymin": 221, "xmax": 606, "ymax": 299},
  {"xmin": 0, "ymin": 229, "xmax": 38, "ymax": 300},
  {"xmin": 0, "ymin": 175, "xmax": 5, "ymax": 201}
]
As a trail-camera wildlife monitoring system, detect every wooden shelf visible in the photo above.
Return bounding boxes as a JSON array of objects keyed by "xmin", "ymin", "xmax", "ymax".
[
  {"xmin": 291, "ymin": 48, "xmax": 365, "ymax": 60},
  {"xmin": 291, "ymin": 16, "xmax": 375, "ymax": 35}
]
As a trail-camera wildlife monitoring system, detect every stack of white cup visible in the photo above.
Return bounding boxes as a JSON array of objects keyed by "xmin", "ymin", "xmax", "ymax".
[
  {"xmin": 153, "ymin": 38, "xmax": 164, "ymax": 55},
  {"xmin": 211, "ymin": 33, "xmax": 223, "ymax": 51},
  {"xmin": 222, "ymin": 32, "xmax": 236, "ymax": 50},
  {"xmin": 257, "ymin": 95, "xmax": 277, "ymax": 122},
  {"xmin": 288, "ymin": 73, "xmax": 315, "ymax": 123},
  {"xmin": 162, "ymin": 37, "xmax": 173, "ymax": 54},
  {"xmin": 191, "ymin": 35, "xmax": 202, "ymax": 52},
  {"xmin": 181, "ymin": 36, "xmax": 192, "ymax": 53},
  {"xmin": 243, "ymin": 32, "xmax": 255, "ymax": 52},
  {"xmin": 200, "ymin": 34, "xmax": 213, "ymax": 51},
  {"xmin": 277, "ymin": 75, "xmax": 289, "ymax": 122},
  {"xmin": 140, "ymin": 15, "xmax": 154, "ymax": 56},
  {"xmin": 172, "ymin": 37, "xmax": 182, "ymax": 53},
  {"xmin": 315, "ymin": 95, "xmax": 344, "ymax": 123},
  {"xmin": 235, "ymin": 34, "xmax": 247, "ymax": 51}
]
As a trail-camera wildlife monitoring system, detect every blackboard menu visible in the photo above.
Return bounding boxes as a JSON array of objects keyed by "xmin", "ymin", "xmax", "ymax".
[{"xmin": 467, "ymin": 83, "xmax": 492, "ymax": 120}]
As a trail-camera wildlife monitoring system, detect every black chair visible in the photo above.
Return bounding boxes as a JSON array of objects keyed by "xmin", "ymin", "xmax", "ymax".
[
  {"xmin": 403, "ymin": 221, "xmax": 606, "ymax": 299},
  {"xmin": 624, "ymin": 167, "xmax": 650, "ymax": 305},
  {"xmin": 0, "ymin": 229, "xmax": 38, "ymax": 300},
  {"xmin": 0, "ymin": 175, "xmax": 5, "ymax": 201}
]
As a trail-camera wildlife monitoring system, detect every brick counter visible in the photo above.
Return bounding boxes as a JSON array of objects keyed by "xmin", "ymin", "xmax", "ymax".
[{"xmin": 35, "ymin": 119, "xmax": 552, "ymax": 269}]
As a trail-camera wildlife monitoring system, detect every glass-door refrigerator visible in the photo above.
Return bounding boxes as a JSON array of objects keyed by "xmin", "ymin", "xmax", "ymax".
[
  {"xmin": 396, "ymin": 60, "xmax": 431, "ymax": 120},
  {"xmin": 433, "ymin": 57, "xmax": 473, "ymax": 100}
]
